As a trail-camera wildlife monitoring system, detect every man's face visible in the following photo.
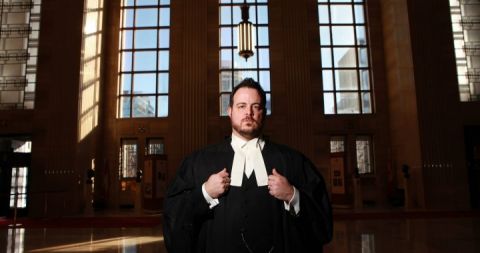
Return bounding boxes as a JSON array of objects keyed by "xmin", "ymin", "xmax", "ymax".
[{"xmin": 228, "ymin": 87, "xmax": 265, "ymax": 140}]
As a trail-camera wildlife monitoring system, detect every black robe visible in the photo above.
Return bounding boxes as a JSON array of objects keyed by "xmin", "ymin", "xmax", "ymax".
[{"xmin": 163, "ymin": 139, "xmax": 333, "ymax": 253}]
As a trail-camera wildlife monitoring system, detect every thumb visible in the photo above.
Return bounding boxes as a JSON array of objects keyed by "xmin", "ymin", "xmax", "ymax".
[
  {"xmin": 219, "ymin": 168, "xmax": 228, "ymax": 176},
  {"xmin": 272, "ymin": 168, "xmax": 279, "ymax": 175}
]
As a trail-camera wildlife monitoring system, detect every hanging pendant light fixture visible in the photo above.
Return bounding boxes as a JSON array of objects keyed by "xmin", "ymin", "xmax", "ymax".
[{"xmin": 238, "ymin": 1, "xmax": 254, "ymax": 61}]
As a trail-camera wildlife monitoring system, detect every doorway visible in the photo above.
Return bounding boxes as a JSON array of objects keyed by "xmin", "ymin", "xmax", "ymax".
[
  {"xmin": 465, "ymin": 126, "xmax": 480, "ymax": 209},
  {"xmin": 0, "ymin": 137, "xmax": 32, "ymax": 217}
]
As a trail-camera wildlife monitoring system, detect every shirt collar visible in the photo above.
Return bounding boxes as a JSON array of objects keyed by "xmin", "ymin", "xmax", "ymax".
[{"xmin": 231, "ymin": 133, "xmax": 265, "ymax": 150}]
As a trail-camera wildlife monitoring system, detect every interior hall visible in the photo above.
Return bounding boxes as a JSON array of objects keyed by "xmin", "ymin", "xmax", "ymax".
[{"xmin": 0, "ymin": 0, "xmax": 480, "ymax": 252}]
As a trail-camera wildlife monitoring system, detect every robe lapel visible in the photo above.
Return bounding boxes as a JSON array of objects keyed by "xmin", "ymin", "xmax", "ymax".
[{"xmin": 261, "ymin": 141, "xmax": 288, "ymax": 253}]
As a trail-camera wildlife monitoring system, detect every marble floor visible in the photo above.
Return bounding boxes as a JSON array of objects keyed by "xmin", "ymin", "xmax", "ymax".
[{"xmin": 1, "ymin": 215, "xmax": 480, "ymax": 253}]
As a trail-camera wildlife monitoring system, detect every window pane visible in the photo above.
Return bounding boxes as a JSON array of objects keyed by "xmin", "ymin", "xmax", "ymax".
[
  {"xmin": 220, "ymin": 27, "xmax": 232, "ymax": 46},
  {"xmin": 324, "ymin": 92, "xmax": 335, "ymax": 114},
  {"xmin": 159, "ymin": 8, "xmax": 170, "ymax": 26},
  {"xmin": 335, "ymin": 70, "xmax": 358, "ymax": 90},
  {"xmin": 133, "ymin": 96, "xmax": 156, "ymax": 117},
  {"xmin": 354, "ymin": 5, "xmax": 365, "ymax": 23},
  {"xmin": 358, "ymin": 47, "xmax": 369, "ymax": 67},
  {"xmin": 120, "ymin": 139, "xmax": 137, "ymax": 178},
  {"xmin": 147, "ymin": 138, "xmax": 164, "ymax": 155},
  {"xmin": 259, "ymin": 71, "xmax": 271, "ymax": 91},
  {"xmin": 137, "ymin": 0, "xmax": 158, "ymax": 5},
  {"xmin": 249, "ymin": 6, "xmax": 257, "ymax": 23},
  {"xmin": 257, "ymin": 26, "xmax": 269, "ymax": 46},
  {"xmin": 220, "ymin": 71, "xmax": 232, "ymax": 92},
  {"xmin": 123, "ymin": 9, "xmax": 134, "ymax": 27},
  {"xmin": 320, "ymin": 26, "xmax": 331, "ymax": 46},
  {"xmin": 158, "ymin": 73, "xmax": 169, "ymax": 93},
  {"xmin": 322, "ymin": 70, "xmax": 334, "ymax": 91},
  {"xmin": 120, "ymin": 74, "xmax": 132, "ymax": 94},
  {"xmin": 258, "ymin": 48, "xmax": 270, "ymax": 68},
  {"xmin": 134, "ymin": 51, "xmax": 157, "ymax": 71},
  {"xmin": 356, "ymin": 136, "xmax": 372, "ymax": 174},
  {"xmin": 220, "ymin": 6, "xmax": 232, "ymax": 25},
  {"xmin": 336, "ymin": 92, "xmax": 359, "ymax": 114},
  {"xmin": 122, "ymin": 30, "xmax": 133, "ymax": 49},
  {"xmin": 233, "ymin": 26, "xmax": 238, "ymax": 47},
  {"xmin": 133, "ymin": 73, "xmax": 156, "ymax": 94},
  {"xmin": 359, "ymin": 69, "xmax": 370, "ymax": 90},
  {"xmin": 266, "ymin": 93, "xmax": 271, "ymax": 114},
  {"xmin": 232, "ymin": 5, "xmax": 241, "ymax": 24},
  {"xmin": 257, "ymin": 6, "xmax": 268, "ymax": 24},
  {"xmin": 220, "ymin": 93, "xmax": 230, "ymax": 116},
  {"xmin": 135, "ymin": 29, "xmax": 157, "ymax": 48},
  {"xmin": 158, "ymin": 29, "xmax": 170, "ymax": 48},
  {"xmin": 136, "ymin": 9, "xmax": 158, "ymax": 27},
  {"xmin": 124, "ymin": 0, "xmax": 135, "ymax": 6},
  {"xmin": 157, "ymin": 95, "xmax": 168, "ymax": 117},
  {"xmin": 361, "ymin": 92, "xmax": 372, "ymax": 113},
  {"xmin": 221, "ymin": 49, "xmax": 233, "ymax": 68},
  {"xmin": 234, "ymin": 50, "xmax": 258, "ymax": 69},
  {"xmin": 318, "ymin": 5, "xmax": 330, "ymax": 24},
  {"xmin": 121, "ymin": 52, "xmax": 132, "ymax": 71},
  {"xmin": 330, "ymin": 136, "xmax": 345, "ymax": 153},
  {"xmin": 334, "ymin": 47, "xmax": 356, "ymax": 67},
  {"xmin": 332, "ymin": 26, "xmax": 355, "ymax": 45},
  {"xmin": 356, "ymin": 26, "xmax": 367, "ymax": 45},
  {"xmin": 234, "ymin": 70, "xmax": 257, "ymax": 83},
  {"xmin": 158, "ymin": 50, "xmax": 170, "ymax": 70},
  {"xmin": 120, "ymin": 96, "xmax": 131, "ymax": 117},
  {"xmin": 321, "ymin": 48, "xmax": 332, "ymax": 68},
  {"xmin": 330, "ymin": 5, "xmax": 353, "ymax": 24}
]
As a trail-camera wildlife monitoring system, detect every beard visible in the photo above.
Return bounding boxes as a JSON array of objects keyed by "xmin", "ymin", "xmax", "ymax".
[{"xmin": 232, "ymin": 117, "xmax": 264, "ymax": 140}]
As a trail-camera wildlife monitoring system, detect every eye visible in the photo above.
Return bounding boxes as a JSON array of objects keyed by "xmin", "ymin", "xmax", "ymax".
[{"xmin": 252, "ymin": 104, "xmax": 262, "ymax": 111}]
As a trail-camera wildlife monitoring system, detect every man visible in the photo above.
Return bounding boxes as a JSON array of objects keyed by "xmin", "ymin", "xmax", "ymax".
[{"xmin": 163, "ymin": 78, "xmax": 332, "ymax": 253}]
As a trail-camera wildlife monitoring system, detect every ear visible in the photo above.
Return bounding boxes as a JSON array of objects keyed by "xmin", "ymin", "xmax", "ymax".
[{"xmin": 227, "ymin": 106, "xmax": 232, "ymax": 118}]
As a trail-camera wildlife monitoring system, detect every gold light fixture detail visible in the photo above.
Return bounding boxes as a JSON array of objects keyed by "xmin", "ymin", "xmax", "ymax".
[{"xmin": 238, "ymin": 2, "xmax": 254, "ymax": 61}]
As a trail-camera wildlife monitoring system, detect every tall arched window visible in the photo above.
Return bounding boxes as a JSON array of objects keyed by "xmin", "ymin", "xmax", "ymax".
[
  {"xmin": 318, "ymin": 0, "xmax": 372, "ymax": 114},
  {"xmin": 219, "ymin": 0, "xmax": 271, "ymax": 116},
  {"xmin": 118, "ymin": 0, "xmax": 170, "ymax": 118}
]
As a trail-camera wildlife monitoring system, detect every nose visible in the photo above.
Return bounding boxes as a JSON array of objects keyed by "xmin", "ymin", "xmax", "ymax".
[{"xmin": 245, "ymin": 105, "xmax": 254, "ymax": 116}]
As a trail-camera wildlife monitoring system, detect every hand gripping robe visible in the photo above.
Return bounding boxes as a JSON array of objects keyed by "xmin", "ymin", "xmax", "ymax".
[{"xmin": 163, "ymin": 139, "xmax": 333, "ymax": 253}]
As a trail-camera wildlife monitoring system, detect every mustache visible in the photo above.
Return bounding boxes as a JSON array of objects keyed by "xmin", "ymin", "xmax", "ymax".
[{"xmin": 242, "ymin": 117, "xmax": 256, "ymax": 123}]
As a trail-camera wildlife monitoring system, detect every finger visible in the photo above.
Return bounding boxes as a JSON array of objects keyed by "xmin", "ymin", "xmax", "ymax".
[{"xmin": 272, "ymin": 168, "xmax": 278, "ymax": 175}]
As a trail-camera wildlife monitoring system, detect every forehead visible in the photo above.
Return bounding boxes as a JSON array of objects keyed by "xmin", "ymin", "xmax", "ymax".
[{"xmin": 232, "ymin": 87, "xmax": 261, "ymax": 104}]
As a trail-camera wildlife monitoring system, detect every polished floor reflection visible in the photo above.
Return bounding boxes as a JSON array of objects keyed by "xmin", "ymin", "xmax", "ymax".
[
  {"xmin": 1, "ymin": 227, "xmax": 166, "ymax": 253},
  {"xmin": 1, "ymin": 215, "xmax": 480, "ymax": 253}
]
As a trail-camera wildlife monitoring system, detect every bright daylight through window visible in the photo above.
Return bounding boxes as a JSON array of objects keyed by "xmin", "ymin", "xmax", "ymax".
[
  {"xmin": 219, "ymin": 0, "xmax": 271, "ymax": 116},
  {"xmin": 118, "ymin": 0, "xmax": 170, "ymax": 118},
  {"xmin": 319, "ymin": 0, "xmax": 372, "ymax": 115}
]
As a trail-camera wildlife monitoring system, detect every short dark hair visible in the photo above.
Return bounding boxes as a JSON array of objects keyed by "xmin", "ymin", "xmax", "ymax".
[{"xmin": 229, "ymin": 78, "xmax": 267, "ymax": 110}]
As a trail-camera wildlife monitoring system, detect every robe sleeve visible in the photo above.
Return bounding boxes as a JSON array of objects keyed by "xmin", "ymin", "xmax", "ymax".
[
  {"xmin": 283, "ymin": 152, "xmax": 333, "ymax": 251},
  {"xmin": 163, "ymin": 154, "xmax": 212, "ymax": 253}
]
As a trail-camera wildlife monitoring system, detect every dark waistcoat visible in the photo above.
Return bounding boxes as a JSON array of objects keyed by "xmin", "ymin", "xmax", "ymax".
[{"xmin": 221, "ymin": 171, "xmax": 275, "ymax": 253}]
